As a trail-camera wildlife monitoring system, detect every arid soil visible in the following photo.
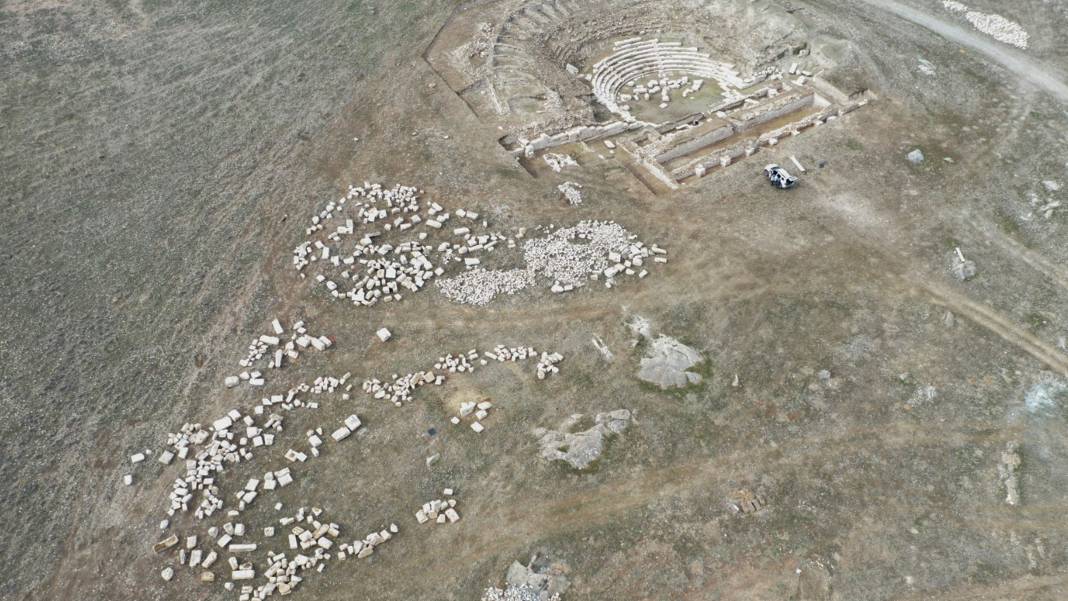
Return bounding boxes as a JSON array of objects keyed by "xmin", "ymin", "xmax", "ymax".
[{"xmin": 2, "ymin": 1, "xmax": 1068, "ymax": 600}]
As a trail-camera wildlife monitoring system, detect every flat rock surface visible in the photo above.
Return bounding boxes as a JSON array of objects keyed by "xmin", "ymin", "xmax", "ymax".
[{"xmin": 637, "ymin": 336, "xmax": 704, "ymax": 389}]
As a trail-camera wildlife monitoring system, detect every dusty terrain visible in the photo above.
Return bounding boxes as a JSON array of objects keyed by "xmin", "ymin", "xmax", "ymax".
[{"xmin": 2, "ymin": 1, "xmax": 1068, "ymax": 600}]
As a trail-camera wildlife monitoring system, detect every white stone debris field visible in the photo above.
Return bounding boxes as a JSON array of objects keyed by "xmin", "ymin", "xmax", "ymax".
[
  {"xmin": 437, "ymin": 221, "xmax": 666, "ymax": 306},
  {"xmin": 942, "ymin": 2, "xmax": 1029, "ymax": 49},
  {"xmin": 138, "ymin": 315, "xmax": 571, "ymax": 600},
  {"xmin": 293, "ymin": 183, "xmax": 667, "ymax": 308}
]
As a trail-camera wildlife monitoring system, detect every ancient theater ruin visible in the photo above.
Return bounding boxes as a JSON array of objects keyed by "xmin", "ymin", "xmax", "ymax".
[{"xmin": 426, "ymin": 0, "xmax": 872, "ymax": 193}]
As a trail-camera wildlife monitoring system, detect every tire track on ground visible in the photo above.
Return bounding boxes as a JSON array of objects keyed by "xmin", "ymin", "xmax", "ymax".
[{"xmin": 921, "ymin": 279, "xmax": 1068, "ymax": 376}]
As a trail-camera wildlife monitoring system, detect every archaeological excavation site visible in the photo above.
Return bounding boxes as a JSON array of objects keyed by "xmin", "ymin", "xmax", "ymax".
[{"xmin": 3, "ymin": 1, "xmax": 1068, "ymax": 600}]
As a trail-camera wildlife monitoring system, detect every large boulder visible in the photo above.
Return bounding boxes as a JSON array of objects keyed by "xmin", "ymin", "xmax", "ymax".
[
  {"xmin": 536, "ymin": 410, "xmax": 632, "ymax": 470},
  {"xmin": 637, "ymin": 336, "xmax": 704, "ymax": 389}
]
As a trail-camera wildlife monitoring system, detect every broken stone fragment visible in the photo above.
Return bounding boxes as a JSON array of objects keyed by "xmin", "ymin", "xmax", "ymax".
[
  {"xmin": 154, "ymin": 534, "xmax": 179, "ymax": 553},
  {"xmin": 951, "ymin": 257, "xmax": 977, "ymax": 281}
]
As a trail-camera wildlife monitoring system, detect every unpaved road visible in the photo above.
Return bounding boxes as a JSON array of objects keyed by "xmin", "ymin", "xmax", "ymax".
[{"xmin": 858, "ymin": 0, "xmax": 1068, "ymax": 103}]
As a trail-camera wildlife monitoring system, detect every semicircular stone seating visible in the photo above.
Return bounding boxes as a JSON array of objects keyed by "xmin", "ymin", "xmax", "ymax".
[
  {"xmin": 488, "ymin": 0, "xmax": 585, "ymax": 114},
  {"xmin": 591, "ymin": 38, "xmax": 745, "ymax": 122}
]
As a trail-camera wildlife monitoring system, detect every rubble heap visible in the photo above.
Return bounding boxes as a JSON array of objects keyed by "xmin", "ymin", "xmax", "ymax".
[
  {"xmin": 557, "ymin": 182, "xmax": 583, "ymax": 206},
  {"xmin": 535, "ymin": 410, "xmax": 632, "ymax": 470},
  {"xmin": 336, "ymin": 522, "xmax": 399, "ymax": 560},
  {"xmin": 228, "ymin": 318, "xmax": 332, "ymax": 388},
  {"xmin": 292, "ymin": 182, "xmax": 516, "ymax": 308},
  {"xmin": 438, "ymin": 220, "xmax": 666, "ymax": 305},
  {"xmin": 482, "ymin": 553, "xmax": 570, "ymax": 601},
  {"xmin": 362, "ymin": 345, "xmax": 563, "ymax": 407},
  {"xmin": 415, "ymin": 488, "xmax": 461, "ymax": 525},
  {"xmin": 451, "ymin": 400, "xmax": 494, "ymax": 434},
  {"xmin": 943, "ymin": 1, "xmax": 1029, "ymax": 48},
  {"xmin": 435, "ymin": 267, "xmax": 536, "ymax": 306},
  {"xmin": 156, "ymin": 373, "xmax": 355, "ymax": 522},
  {"xmin": 543, "ymin": 153, "xmax": 578, "ymax": 172}
]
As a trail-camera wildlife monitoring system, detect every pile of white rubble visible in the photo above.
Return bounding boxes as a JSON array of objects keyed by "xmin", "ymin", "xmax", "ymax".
[
  {"xmin": 415, "ymin": 488, "xmax": 461, "ymax": 525},
  {"xmin": 451, "ymin": 400, "xmax": 494, "ymax": 433},
  {"xmin": 227, "ymin": 318, "xmax": 333, "ymax": 389},
  {"xmin": 153, "ymin": 371, "xmax": 357, "ymax": 523},
  {"xmin": 557, "ymin": 181, "xmax": 583, "ymax": 206},
  {"xmin": 438, "ymin": 220, "xmax": 666, "ymax": 305},
  {"xmin": 362, "ymin": 345, "xmax": 564, "ymax": 407},
  {"xmin": 619, "ymin": 75, "xmax": 705, "ymax": 110},
  {"xmin": 543, "ymin": 153, "xmax": 578, "ymax": 172},
  {"xmin": 943, "ymin": 1, "xmax": 1029, "ymax": 49},
  {"xmin": 293, "ymin": 182, "xmax": 517, "ymax": 307}
]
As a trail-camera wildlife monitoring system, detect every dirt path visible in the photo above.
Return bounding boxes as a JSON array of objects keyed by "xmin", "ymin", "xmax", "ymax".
[
  {"xmin": 857, "ymin": 0, "xmax": 1068, "ymax": 103},
  {"xmin": 448, "ymin": 419, "xmax": 1003, "ymax": 569},
  {"xmin": 964, "ymin": 217, "xmax": 1068, "ymax": 292},
  {"xmin": 919, "ymin": 280, "xmax": 1068, "ymax": 376}
]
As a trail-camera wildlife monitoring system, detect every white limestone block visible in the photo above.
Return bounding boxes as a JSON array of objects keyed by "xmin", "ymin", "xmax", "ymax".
[{"xmin": 344, "ymin": 415, "xmax": 362, "ymax": 431}]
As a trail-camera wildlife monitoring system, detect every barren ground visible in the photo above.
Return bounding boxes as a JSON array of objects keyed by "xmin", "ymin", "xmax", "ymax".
[{"xmin": 2, "ymin": 1, "xmax": 1068, "ymax": 600}]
